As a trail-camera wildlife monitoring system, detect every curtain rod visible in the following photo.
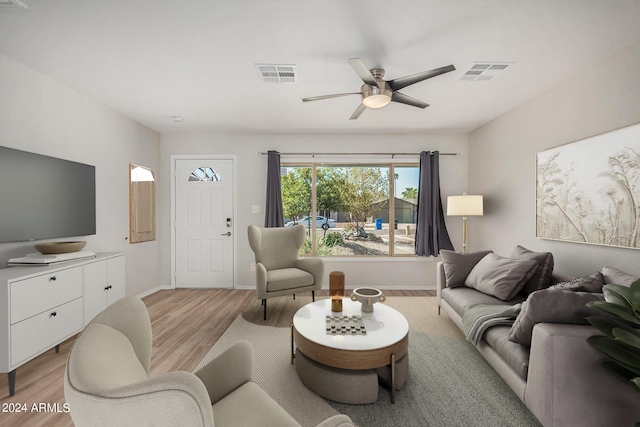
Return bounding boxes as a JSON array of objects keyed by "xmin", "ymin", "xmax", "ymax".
[{"xmin": 258, "ymin": 151, "xmax": 459, "ymax": 158}]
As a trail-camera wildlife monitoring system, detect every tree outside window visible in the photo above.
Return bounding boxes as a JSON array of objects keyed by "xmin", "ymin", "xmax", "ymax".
[{"xmin": 281, "ymin": 163, "xmax": 419, "ymax": 257}]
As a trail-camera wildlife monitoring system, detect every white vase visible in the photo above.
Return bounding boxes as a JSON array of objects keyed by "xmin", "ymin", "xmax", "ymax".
[{"xmin": 350, "ymin": 287, "xmax": 386, "ymax": 312}]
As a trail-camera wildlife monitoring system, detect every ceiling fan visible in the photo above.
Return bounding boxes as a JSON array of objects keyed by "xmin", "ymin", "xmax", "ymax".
[{"xmin": 302, "ymin": 58, "xmax": 455, "ymax": 120}]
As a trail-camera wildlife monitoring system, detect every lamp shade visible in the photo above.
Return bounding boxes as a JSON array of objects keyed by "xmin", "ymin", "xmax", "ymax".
[{"xmin": 447, "ymin": 195, "xmax": 483, "ymax": 216}]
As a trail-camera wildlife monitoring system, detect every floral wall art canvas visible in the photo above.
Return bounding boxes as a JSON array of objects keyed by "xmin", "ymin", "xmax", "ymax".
[{"xmin": 536, "ymin": 122, "xmax": 640, "ymax": 250}]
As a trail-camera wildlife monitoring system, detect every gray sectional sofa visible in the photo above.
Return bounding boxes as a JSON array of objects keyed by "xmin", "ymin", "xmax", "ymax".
[{"xmin": 436, "ymin": 261, "xmax": 640, "ymax": 427}]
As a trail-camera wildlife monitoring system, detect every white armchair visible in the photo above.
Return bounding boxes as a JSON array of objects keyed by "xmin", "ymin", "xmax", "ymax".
[
  {"xmin": 64, "ymin": 296, "xmax": 352, "ymax": 427},
  {"xmin": 247, "ymin": 224, "xmax": 324, "ymax": 320}
]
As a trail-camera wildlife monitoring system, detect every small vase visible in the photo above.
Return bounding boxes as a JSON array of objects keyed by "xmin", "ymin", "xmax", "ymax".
[{"xmin": 350, "ymin": 287, "xmax": 386, "ymax": 313}]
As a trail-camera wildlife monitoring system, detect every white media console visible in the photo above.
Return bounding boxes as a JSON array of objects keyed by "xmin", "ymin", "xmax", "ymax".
[{"xmin": 0, "ymin": 252, "xmax": 126, "ymax": 396}]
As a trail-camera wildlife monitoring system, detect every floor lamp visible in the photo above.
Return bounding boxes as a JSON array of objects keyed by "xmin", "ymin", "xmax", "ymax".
[{"xmin": 447, "ymin": 194, "xmax": 483, "ymax": 253}]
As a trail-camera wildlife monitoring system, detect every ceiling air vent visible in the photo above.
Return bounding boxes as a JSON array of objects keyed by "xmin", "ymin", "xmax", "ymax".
[
  {"xmin": 460, "ymin": 62, "xmax": 512, "ymax": 81},
  {"xmin": 256, "ymin": 64, "xmax": 297, "ymax": 83},
  {"xmin": 0, "ymin": 0, "xmax": 27, "ymax": 8}
]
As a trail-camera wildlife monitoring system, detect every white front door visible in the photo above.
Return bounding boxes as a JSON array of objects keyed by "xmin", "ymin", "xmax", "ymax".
[{"xmin": 174, "ymin": 158, "xmax": 234, "ymax": 288}]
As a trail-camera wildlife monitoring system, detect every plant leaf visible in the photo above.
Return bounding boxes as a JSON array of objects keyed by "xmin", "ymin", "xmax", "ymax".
[
  {"xmin": 587, "ymin": 336, "xmax": 640, "ymax": 369},
  {"xmin": 630, "ymin": 279, "xmax": 640, "ymax": 311},
  {"xmin": 616, "ymin": 358, "xmax": 640, "ymax": 376},
  {"xmin": 603, "ymin": 284, "xmax": 631, "ymax": 307},
  {"xmin": 600, "ymin": 360, "xmax": 637, "ymax": 383},
  {"xmin": 587, "ymin": 301, "xmax": 640, "ymax": 324},
  {"xmin": 632, "ymin": 376, "xmax": 640, "ymax": 391},
  {"xmin": 613, "ymin": 327, "xmax": 640, "ymax": 350},
  {"xmin": 586, "ymin": 316, "xmax": 638, "ymax": 339}
]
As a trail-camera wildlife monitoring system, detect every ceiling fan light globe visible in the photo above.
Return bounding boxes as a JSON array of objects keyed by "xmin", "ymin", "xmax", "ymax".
[{"xmin": 363, "ymin": 94, "xmax": 392, "ymax": 109}]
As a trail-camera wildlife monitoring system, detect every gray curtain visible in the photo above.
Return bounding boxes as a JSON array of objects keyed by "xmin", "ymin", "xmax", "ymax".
[
  {"xmin": 415, "ymin": 151, "xmax": 454, "ymax": 256},
  {"xmin": 264, "ymin": 150, "xmax": 284, "ymax": 227}
]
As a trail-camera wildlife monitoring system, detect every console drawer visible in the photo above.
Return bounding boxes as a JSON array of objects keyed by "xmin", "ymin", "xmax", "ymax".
[
  {"xmin": 10, "ymin": 267, "xmax": 83, "ymax": 324},
  {"xmin": 11, "ymin": 297, "xmax": 83, "ymax": 367}
]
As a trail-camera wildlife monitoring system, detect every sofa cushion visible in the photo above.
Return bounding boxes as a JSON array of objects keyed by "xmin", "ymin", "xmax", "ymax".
[
  {"xmin": 464, "ymin": 253, "xmax": 538, "ymax": 301},
  {"xmin": 442, "ymin": 287, "xmax": 526, "ymax": 318},
  {"xmin": 508, "ymin": 289, "xmax": 604, "ymax": 346},
  {"xmin": 548, "ymin": 272, "xmax": 604, "ymax": 293},
  {"xmin": 440, "ymin": 250, "xmax": 493, "ymax": 288},
  {"xmin": 602, "ymin": 266, "xmax": 639, "ymax": 287},
  {"xmin": 483, "ymin": 326, "xmax": 530, "ymax": 380},
  {"xmin": 510, "ymin": 246, "xmax": 554, "ymax": 295}
]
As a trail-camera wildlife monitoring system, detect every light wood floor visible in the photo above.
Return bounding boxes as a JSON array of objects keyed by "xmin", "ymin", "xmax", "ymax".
[{"xmin": 0, "ymin": 288, "xmax": 433, "ymax": 427}]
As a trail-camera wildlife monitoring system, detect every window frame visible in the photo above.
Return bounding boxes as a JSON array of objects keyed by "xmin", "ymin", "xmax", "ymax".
[{"xmin": 281, "ymin": 161, "xmax": 419, "ymax": 258}]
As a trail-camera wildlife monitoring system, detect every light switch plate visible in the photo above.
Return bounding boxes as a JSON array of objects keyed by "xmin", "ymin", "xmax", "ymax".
[{"xmin": 252, "ymin": 205, "xmax": 261, "ymax": 214}]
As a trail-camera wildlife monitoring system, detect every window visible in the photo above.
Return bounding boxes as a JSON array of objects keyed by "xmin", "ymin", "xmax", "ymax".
[
  {"xmin": 394, "ymin": 166, "xmax": 420, "ymax": 255},
  {"xmin": 281, "ymin": 163, "xmax": 419, "ymax": 256},
  {"xmin": 188, "ymin": 166, "xmax": 221, "ymax": 181}
]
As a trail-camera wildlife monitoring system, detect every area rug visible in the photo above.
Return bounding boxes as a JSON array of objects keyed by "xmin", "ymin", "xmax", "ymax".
[
  {"xmin": 196, "ymin": 297, "xmax": 541, "ymax": 427},
  {"xmin": 241, "ymin": 294, "xmax": 320, "ymax": 327}
]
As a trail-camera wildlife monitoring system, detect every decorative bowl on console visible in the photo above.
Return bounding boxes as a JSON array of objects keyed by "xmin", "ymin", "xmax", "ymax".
[
  {"xmin": 350, "ymin": 287, "xmax": 386, "ymax": 312},
  {"xmin": 34, "ymin": 241, "xmax": 87, "ymax": 255}
]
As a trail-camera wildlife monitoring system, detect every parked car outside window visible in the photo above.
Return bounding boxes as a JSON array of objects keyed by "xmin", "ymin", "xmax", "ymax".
[{"xmin": 285, "ymin": 216, "xmax": 336, "ymax": 229}]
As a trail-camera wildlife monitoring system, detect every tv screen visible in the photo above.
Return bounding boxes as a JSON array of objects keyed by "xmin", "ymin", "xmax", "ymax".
[{"xmin": 0, "ymin": 146, "xmax": 96, "ymax": 243}]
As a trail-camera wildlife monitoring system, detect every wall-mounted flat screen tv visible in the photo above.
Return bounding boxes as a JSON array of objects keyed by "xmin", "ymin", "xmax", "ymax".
[{"xmin": 0, "ymin": 146, "xmax": 96, "ymax": 243}]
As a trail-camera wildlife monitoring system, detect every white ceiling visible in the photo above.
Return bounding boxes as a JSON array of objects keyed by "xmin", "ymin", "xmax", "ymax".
[{"xmin": 1, "ymin": 0, "xmax": 640, "ymax": 134}]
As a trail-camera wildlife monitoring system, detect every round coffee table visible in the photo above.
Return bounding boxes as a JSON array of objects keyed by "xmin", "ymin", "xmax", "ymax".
[{"xmin": 292, "ymin": 298, "xmax": 409, "ymax": 403}]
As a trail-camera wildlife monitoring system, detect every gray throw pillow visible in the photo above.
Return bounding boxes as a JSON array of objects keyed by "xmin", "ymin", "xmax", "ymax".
[
  {"xmin": 510, "ymin": 245, "xmax": 554, "ymax": 295},
  {"xmin": 602, "ymin": 266, "xmax": 639, "ymax": 287},
  {"xmin": 548, "ymin": 272, "xmax": 604, "ymax": 293},
  {"xmin": 440, "ymin": 250, "xmax": 493, "ymax": 288},
  {"xmin": 508, "ymin": 289, "xmax": 604, "ymax": 346},
  {"xmin": 464, "ymin": 253, "xmax": 538, "ymax": 301}
]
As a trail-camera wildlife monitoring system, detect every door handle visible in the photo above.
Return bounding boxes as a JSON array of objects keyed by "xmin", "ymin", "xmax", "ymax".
[{"xmin": 221, "ymin": 231, "xmax": 231, "ymax": 236}]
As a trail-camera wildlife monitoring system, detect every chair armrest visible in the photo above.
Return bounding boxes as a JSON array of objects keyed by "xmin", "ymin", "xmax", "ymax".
[
  {"xmin": 68, "ymin": 371, "xmax": 215, "ymax": 427},
  {"xmin": 194, "ymin": 341, "xmax": 253, "ymax": 404},
  {"xmin": 315, "ymin": 414, "xmax": 354, "ymax": 427},
  {"xmin": 525, "ymin": 323, "xmax": 640, "ymax": 427},
  {"xmin": 255, "ymin": 262, "xmax": 268, "ymax": 298},
  {"xmin": 296, "ymin": 258, "xmax": 324, "ymax": 288},
  {"xmin": 436, "ymin": 262, "xmax": 446, "ymax": 306}
]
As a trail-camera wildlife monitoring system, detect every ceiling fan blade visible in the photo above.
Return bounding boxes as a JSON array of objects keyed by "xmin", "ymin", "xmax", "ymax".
[
  {"xmin": 387, "ymin": 65, "xmax": 456, "ymax": 91},
  {"xmin": 348, "ymin": 58, "xmax": 378, "ymax": 88},
  {"xmin": 302, "ymin": 92, "xmax": 361, "ymax": 102},
  {"xmin": 349, "ymin": 103, "xmax": 367, "ymax": 120},
  {"xmin": 391, "ymin": 92, "xmax": 429, "ymax": 109}
]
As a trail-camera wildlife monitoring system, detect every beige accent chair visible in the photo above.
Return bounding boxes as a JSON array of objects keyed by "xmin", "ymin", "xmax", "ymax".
[
  {"xmin": 248, "ymin": 224, "xmax": 324, "ymax": 320},
  {"xmin": 64, "ymin": 296, "xmax": 353, "ymax": 427}
]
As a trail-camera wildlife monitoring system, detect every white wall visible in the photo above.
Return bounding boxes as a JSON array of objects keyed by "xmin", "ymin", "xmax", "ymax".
[
  {"xmin": 160, "ymin": 133, "xmax": 469, "ymax": 290},
  {"xmin": 468, "ymin": 39, "xmax": 640, "ymax": 277},
  {"xmin": 0, "ymin": 54, "xmax": 162, "ymax": 296}
]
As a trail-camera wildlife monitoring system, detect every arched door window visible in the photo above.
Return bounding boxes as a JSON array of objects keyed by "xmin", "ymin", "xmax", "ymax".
[{"xmin": 188, "ymin": 166, "xmax": 221, "ymax": 182}]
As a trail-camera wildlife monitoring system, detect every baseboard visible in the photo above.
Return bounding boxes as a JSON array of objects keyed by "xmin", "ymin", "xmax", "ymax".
[
  {"xmin": 235, "ymin": 284, "xmax": 435, "ymax": 291},
  {"xmin": 136, "ymin": 286, "xmax": 164, "ymax": 299},
  {"xmin": 372, "ymin": 285, "xmax": 436, "ymax": 291}
]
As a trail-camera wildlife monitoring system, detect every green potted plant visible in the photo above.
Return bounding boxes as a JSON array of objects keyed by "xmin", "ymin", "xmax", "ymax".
[{"xmin": 586, "ymin": 278, "xmax": 640, "ymax": 425}]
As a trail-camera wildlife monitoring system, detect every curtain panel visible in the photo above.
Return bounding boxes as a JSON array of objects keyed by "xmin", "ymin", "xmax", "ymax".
[
  {"xmin": 415, "ymin": 151, "xmax": 454, "ymax": 256},
  {"xmin": 264, "ymin": 150, "xmax": 285, "ymax": 227}
]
